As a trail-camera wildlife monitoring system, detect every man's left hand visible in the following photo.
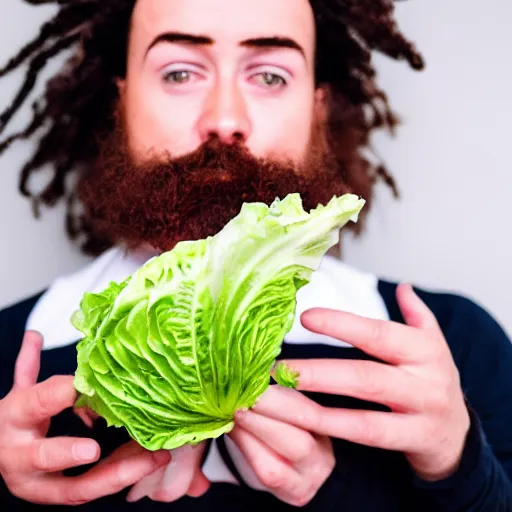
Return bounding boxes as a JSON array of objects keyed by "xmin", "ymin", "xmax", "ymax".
[{"xmin": 235, "ymin": 283, "xmax": 471, "ymax": 486}]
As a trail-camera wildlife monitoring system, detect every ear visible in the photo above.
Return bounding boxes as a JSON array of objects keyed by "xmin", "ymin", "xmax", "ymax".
[{"xmin": 314, "ymin": 85, "xmax": 330, "ymax": 124}]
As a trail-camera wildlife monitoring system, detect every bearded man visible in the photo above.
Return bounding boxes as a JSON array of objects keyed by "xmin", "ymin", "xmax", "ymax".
[{"xmin": 0, "ymin": 1, "xmax": 511, "ymax": 510}]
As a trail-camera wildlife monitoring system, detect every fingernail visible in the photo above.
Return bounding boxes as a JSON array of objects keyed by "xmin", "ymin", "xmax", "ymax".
[
  {"xmin": 152, "ymin": 450, "xmax": 172, "ymax": 465},
  {"xmin": 74, "ymin": 440, "xmax": 99, "ymax": 461}
]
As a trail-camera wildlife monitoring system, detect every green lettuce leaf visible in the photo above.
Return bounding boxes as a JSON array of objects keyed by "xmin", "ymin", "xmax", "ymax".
[
  {"xmin": 73, "ymin": 193, "xmax": 365, "ymax": 450},
  {"xmin": 274, "ymin": 362, "xmax": 300, "ymax": 389}
]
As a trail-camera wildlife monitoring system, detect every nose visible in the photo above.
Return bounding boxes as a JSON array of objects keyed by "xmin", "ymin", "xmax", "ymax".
[{"xmin": 197, "ymin": 79, "xmax": 251, "ymax": 144}]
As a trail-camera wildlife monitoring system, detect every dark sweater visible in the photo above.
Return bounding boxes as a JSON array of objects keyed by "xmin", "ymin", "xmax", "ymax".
[{"xmin": 1, "ymin": 281, "xmax": 511, "ymax": 511}]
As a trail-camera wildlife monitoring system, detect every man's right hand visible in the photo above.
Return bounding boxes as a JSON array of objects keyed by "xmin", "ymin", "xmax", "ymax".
[{"xmin": 0, "ymin": 331, "xmax": 172, "ymax": 505}]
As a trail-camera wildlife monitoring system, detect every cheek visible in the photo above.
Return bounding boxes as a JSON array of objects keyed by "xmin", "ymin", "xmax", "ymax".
[
  {"xmin": 246, "ymin": 93, "xmax": 315, "ymax": 164},
  {"xmin": 124, "ymin": 77, "xmax": 203, "ymax": 158}
]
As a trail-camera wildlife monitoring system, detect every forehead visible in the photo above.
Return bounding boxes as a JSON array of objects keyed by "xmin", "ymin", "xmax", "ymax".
[{"xmin": 131, "ymin": 0, "xmax": 315, "ymax": 54}]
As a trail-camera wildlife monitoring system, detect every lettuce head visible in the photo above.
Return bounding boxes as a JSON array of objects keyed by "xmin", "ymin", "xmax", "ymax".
[{"xmin": 72, "ymin": 193, "xmax": 365, "ymax": 450}]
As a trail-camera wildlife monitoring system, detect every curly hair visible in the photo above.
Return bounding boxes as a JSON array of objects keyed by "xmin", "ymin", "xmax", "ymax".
[{"xmin": 0, "ymin": 0, "xmax": 424, "ymax": 255}]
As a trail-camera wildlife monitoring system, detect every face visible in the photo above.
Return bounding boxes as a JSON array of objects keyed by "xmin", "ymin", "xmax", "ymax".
[
  {"xmin": 80, "ymin": 0, "xmax": 353, "ymax": 252},
  {"xmin": 122, "ymin": 0, "xmax": 318, "ymax": 164}
]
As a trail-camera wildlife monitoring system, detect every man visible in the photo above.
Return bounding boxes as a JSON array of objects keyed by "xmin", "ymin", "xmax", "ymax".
[{"xmin": 0, "ymin": 0, "xmax": 511, "ymax": 510}]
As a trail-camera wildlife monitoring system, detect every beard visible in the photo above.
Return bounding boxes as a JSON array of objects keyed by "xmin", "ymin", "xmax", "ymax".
[{"xmin": 78, "ymin": 106, "xmax": 355, "ymax": 253}]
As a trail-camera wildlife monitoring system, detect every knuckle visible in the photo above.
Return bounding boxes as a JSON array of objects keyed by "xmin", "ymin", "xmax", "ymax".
[
  {"xmin": 292, "ymin": 436, "xmax": 316, "ymax": 462},
  {"xmin": 428, "ymin": 342, "xmax": 447, "ymax": 364},
  {"xmin": 355, "ymin": 363, "xmax": 382, "ymax": 400},
  {"xmin": 115, "ymin": 453, "xmax": 153, "ymax": 488},
  {"xmin": 359, "ymin": 416, "xmax": 385, "ymax": 447},
  {"xmin": 1, "ymin": 394, "xmax": 22, "ymax": 426},
  {"xmin": 34, "ymin": 382, "xmax": 54, "ymax": 418},
  {"xmin": 306, "ymin": 402, "xmax": 324, "ymax": 433},
  {"xmin": 310, "ymin": 451, "xmax": 335, "ymax": 485},
  {"xmin": 33, "ymin": 442, "xmax": 51, "ymax": 471},
  {"xmin": 289, "ymin": 453, "xmax": 335, "ymax": 507},
  {"xmin": 257, "ymin": 467, "xmax": 286, "ymax": 489},
  {"xmin": 369, "ymin": 320, "xmax": 388, "ymax": 343},
  {"xmin": 426, "ymin": 370, "xmax": 458, "ymax": 413},
  {"xmin": 416, "ymin": 415, "xmax": 444, "ymax": 448},
  {"xmin": 292, "ymin": 490, "xmax": 315, "ymax": 508},
  {"xmin": 427, "ymin": 387, "xmax": 450, "ymax": 412},
  {"xmin": 114, "ymin": 464, "xmax": 134, "ymax": 488}
]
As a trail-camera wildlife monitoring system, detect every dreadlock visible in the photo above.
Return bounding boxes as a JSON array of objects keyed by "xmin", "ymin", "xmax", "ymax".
[{"xmin": 0, "ymin": 0, "xmax": 424, "ymax": 255}]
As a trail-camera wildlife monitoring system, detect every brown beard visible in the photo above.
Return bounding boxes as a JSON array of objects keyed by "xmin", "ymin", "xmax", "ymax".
[{"xmin": 78, "ymin": 107, "xmax": 355, "ymax": 253}]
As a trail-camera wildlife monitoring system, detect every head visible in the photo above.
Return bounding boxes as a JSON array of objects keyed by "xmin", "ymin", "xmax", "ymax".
[{"xmin": 0, "ymin": 0, "xmax": 423, "ymax": 254}]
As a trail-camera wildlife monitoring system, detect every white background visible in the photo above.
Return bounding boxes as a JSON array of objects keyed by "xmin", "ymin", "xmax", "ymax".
[{"xmin": 0, "ymin": 0, "xmax": 511, "ymax": 335}]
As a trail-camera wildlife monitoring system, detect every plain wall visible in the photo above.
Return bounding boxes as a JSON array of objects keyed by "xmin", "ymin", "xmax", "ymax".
[
  {"xmin": 0, "ymin": 1, "xmax": 511, "ymax": 335},
  {"xmin": 343, "ymin": 0, "xmax": 512, "ymax": 336},
  {"xmin": 0, "ymin": 0, "xmax": 91, "ymax": 309}
]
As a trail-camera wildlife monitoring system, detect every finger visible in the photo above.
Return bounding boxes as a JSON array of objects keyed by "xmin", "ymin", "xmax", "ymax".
[
  {"xmin": 11, "ymin": 437, "xmax": 100, "ymax": 473},
  {"xmin": 301, "ymin": 308, "xmax": 437, "ymax": 364},
  {"xmin": 74, "ymin": 407, "xmax": 100, "ymax": 429},
  {"xmin": 126, "ymin": 466, "xmax": 165, "ymax": 503},
  {"xmin": 274, "ymin": 359, "xmax": 425, "ymax": 412},
  {"xmin": 13, "ymin": 376, "xmax": 77, "ymax": 426},
  {"xmin": 396, "ymin": 283, "xmax": 443, "ymax": 336},
  {"xmin": 94, "ymin": 440, "xmax": 146, "ymax": 467},
  {"xmin": 253, "ymin": 385, "xmax": 317, "ymax": 419},
  {"xmin": 228, "ymin": 426, "xmax": 303, "ymax": 498},
  {"xmin": 312, "ymin": 408, "xmax": 418, "ymax": 451},
  {"xmin": 151, "ymin": 443, "xmax": 208, "ymax": 503},
  {"xmin": 59, "ymin": 445, "xmax": 171, "ymax": 505},
  {"xmin": 13, "ymin": 331, "xmax": 43, "ymax": 390},
  {"xmin": 187, "ymin": 470, "xmax": 210, "ymax": 497},
  {"xmin": 235, "ymin": 409, "xmax": 318, "ymax": 464},
  {"xmin": 252, "ymin": 387, "xmax": 417, "ymax": 451},
  {"xmin": 127, "ymin": 466, "xmax": 210, "ymax": 503}
]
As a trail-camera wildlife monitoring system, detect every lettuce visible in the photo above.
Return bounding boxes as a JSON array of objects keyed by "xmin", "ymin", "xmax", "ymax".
[{"xmin": 72, "ymin": 193, "xmax": 365, "ymax": 450}]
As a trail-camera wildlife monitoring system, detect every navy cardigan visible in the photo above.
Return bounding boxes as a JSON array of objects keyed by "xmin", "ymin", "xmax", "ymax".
[{"xmin": 1, "ymin": 281, "xmax": 511, "ymax": 511}]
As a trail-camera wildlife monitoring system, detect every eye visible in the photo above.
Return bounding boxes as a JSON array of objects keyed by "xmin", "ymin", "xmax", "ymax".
[
  {"xmin": 251, "ymin": 72, "xmax": 287, "ymax": 89},
  {"xmin": 162, "ymin": 70, "xmax": 194, "ymax": 84},
  {"xmin": 160, "ymin": 64, "xmax": 206, "ymax": 86}
]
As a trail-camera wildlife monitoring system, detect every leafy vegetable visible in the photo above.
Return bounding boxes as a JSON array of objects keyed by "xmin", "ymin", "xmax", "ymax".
[
  {"xmin": 72, "ymin": 193, "xmax": 365, "ymax": 450},
  {"xmin": 273, "ymin": 362, "xmax": 300, "ymax": 389}
]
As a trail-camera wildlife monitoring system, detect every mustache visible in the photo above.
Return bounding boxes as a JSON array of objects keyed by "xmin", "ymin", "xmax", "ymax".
[
  {"xmin": 125, "ymin": 136, "xmax": 298, "ymax": 180},
  {"xmin": 78, "ymin": 135, "xmax": 310, "ymax": 251}
]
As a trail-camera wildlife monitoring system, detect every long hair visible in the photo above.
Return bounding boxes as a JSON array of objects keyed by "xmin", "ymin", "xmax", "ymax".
[{"xmin": 0, "ymin": 0, "xmax": 424, "ymax": 254}]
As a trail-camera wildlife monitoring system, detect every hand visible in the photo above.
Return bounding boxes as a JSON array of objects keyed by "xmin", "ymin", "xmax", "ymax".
[
  {"xmin": 230, "ymin": 408, "xmax": 335, "ymax": 507},
  {"xmin": 0, "ymin": 331, "xmax": 172, "ymax": 505},
  {"xmin": 126, "ymin": 442, "xmax": 210, "ymax": 503},
  {"xmin": 251, "ymin": 284, "xmax": 471, "ymax": 482}
]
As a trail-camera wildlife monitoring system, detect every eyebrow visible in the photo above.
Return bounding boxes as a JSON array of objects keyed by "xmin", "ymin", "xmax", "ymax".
[
  {"xmin": 240, "ymin": 37, "xmax": 306, "ymax": 60},
  {"xmin": 145, "ymin": 32, "xmax": 306, "ymax": 60},
  {"xmin": 146, "ymin": 32, "xmax": 214, "ymax": 55}
]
